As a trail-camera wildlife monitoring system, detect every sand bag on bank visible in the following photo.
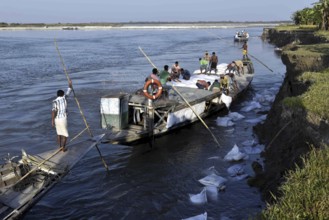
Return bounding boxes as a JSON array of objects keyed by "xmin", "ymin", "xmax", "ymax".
[
  {"xmin": 198, "ymin": 173, "xmax": 227, "ymax": 188},
  {"xmin": 182, "ymin": 212, "xmax": 207, "ymax": 220},
  {"xmin": 189, "ymin": 187, "xmax": 207, "ymax": 204},
  {"xmin": 216, "ymin": 116, "xmax": 234, "ymax": 127}
]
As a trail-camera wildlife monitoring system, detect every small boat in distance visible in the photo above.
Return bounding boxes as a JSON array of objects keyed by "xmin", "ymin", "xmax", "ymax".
[
  {"xmin": 234, "ymin": 31, "xmax": 249, "ymax": 42},
  {"xmin": 62, "ymin": 27, "xmax": 78, "ymax": 30}
]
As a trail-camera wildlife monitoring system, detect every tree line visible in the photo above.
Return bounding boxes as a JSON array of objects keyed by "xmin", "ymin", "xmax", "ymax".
[{"xmin": 292, "ymin": 0, "xmax": 329, "ymax": 30}]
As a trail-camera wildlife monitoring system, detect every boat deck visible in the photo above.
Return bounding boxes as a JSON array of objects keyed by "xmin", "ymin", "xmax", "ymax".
[
  {"xmin": 103, "ymin": 69, "xmax": 254, "ymax": 144},
  {"xmin": 0, "ymin": 134, "xmax": 108, "ymax": 219}
]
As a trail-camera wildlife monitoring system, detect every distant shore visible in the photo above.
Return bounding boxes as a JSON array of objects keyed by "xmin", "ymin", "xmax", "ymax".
[{"xmin": 0, "ymin": 21, "xmax": 290, "ymax": 31}]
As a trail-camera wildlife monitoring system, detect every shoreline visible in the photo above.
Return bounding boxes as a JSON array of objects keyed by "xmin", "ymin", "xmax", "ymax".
[{"xmin": 0, "ymin": 22, "xmax": 284, "ymax": 31}]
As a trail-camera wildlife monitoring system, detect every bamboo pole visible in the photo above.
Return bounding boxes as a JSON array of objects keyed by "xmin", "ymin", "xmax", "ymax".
[
  {"xmin": 248, "ymin": 53, "xmax": 274, "ymax": 72},
  {"xmin": 138, "ymin": 46, "xmax": 221, "ymax": 147},
  {"xmin": 54, "ymin": 39, "xmax": 109, "ymax": 172}
]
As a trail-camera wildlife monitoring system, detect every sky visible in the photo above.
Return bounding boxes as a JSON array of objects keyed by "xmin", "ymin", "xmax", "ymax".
[{"xmin": 1, "ymin": 0, "xmax": 316, "ymax": 23}]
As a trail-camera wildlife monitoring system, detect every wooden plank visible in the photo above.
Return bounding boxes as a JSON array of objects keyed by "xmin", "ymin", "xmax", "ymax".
[{"xmin": 31, "ymin": 134, "xmax": 105, "ymax": 172}]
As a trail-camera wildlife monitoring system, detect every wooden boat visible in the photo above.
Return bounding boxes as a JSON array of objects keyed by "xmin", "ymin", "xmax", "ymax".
[
  {"xmin": 234, "ymin": 31, "xmax": 249, "ymax": 42},
  {"xmin": 0, "ymin": 134, "xmax": 104, "ymax": 220},
  {"xmin": 101, "ymin": 59, "xmax": 254, "ymax": 145}
]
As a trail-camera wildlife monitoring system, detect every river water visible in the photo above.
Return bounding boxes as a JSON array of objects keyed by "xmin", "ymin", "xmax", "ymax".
[{"xmin": 0, "ymin": 26, "xmax": 285, "ymax": 219}]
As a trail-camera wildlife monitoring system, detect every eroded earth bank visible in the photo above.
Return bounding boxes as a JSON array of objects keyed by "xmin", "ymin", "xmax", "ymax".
[{"xmin": 253, "ymin": 28, "xmax": 329, "ymax": 201}]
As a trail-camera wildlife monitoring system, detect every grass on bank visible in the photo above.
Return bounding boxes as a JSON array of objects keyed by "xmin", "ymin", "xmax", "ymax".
[
  {"xmin": 262, "ymin": 145, "xmax": 329, "ymax": 219},
  {"xmin": 274, "ymin": 24, "xmax": 329, "ymax": 41},
  {"xmin": 314, "ymin": 30, "xmax": 329, "ymax": 41},
  {"xmin": 283, "ymin": 44, "xmax": 329, "ymax": 57},
  {"xmin": 282, "ymin": 69, "xmax": 329, "ymax": 119},
  {"xmin": 274, "ymin": 24, "xmax": 318, "ymax": 32}
]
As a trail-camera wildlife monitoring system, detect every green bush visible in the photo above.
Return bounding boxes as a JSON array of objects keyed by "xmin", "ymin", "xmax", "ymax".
[{"xmin": 300, "ymin": 70, "xmax": 329, "ymax": 119}]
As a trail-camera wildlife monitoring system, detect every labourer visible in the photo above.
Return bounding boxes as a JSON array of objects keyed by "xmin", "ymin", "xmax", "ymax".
[
  {"xmin": 242, "ymin": 42, "xmax": 249, "ymax": 60},
  {"xmin": 226, "ymin": 72, "xmax": 239, "ymax": 93},
  {"xmin": 158, "ymin": 65, "xmax": 172, "ymax": 97},
  {"xmin": 226, "ymin": 61, "xmax": 237, "ymax": 74},
  {"xmin": 219, "ymin": 74, "xmax": 229, "ymax": 95},
  {"xmin": 181, "ymin": 68, "xmax": 191, "ymax": 80},
  {"xmin": 196, "ymin": 80, "xmax": 211, "ymax": 90},
  {"xmin": 147, "ymin": 68, "xmax": 160, "ymax": 81},
  {"xmin": 52, "ymin": 80, "xmax": 73, "ymax": 152},
  {"xmin": 144, "ymin": 68, "xmax": 162, "ymax": 97},
  {"xmin": 203, "ymin": 51, "xmax": 211, "ymax": 71},
  {"xmin": 159, "ymin": 65, "xmax": 171, "ymax": 85},
  {"xmin": 209, "ymin": 79, "xmax": 221, "ymax": 92},
  {"xmin": 203, "ymin": 51, "xmax": 210, "ymax": 62},
  {"xmin": 199, "ymin": 57, "xmax": 209, "ymax": 74},
  {"xmin": 234, "ymin": 60, "xmax": 244, "ymax": 75},
  {"xmin": 209, "ymin": 52, "xmax": 218, "ymax": 74},
  {"xmin": 171, "ymin": 61, "xmax": 181, "ymax": 81}
]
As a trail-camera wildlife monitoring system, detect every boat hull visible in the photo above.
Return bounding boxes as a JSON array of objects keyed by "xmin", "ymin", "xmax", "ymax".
[{"xmin": 102, "ymin": 61, "xmax": 254, "ymax": 145}]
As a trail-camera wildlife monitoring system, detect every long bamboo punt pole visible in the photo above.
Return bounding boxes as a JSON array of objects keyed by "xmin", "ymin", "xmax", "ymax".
[{"xmin": 54, "ymin": 39, "xmax": 109, "ymax": 172}]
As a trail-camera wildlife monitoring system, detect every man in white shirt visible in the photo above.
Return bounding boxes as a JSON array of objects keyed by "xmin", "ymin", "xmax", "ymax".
[{"xmin": 51, "ymin": 80, "xmax": 73, "ymax": 152}]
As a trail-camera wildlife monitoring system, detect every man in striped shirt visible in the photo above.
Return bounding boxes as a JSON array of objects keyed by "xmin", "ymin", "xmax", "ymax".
[{"xmin": 51, "ymin": 80, "xmax": 73, "ymax": 152}]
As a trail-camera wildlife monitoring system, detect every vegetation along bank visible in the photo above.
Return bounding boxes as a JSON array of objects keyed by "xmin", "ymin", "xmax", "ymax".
[{"xmin": 255, "ymin": 25, "xmax": 329, "ymax": 219}]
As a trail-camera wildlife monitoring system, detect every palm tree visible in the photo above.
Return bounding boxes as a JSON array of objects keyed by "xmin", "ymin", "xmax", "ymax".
[{"xmin": 313, "ymin": 0, "xmax": 329, "ymax": 30}]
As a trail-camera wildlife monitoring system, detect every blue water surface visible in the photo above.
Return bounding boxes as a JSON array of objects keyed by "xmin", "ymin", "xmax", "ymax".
[{"xmin": 0, "ymin": 26, "xmax": 285, "ymax": 220}]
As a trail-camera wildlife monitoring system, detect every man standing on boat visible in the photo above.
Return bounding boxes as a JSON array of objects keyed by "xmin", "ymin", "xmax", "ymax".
[
  {"xmin": 209, "ymin": 52, "xmax": 218, "ymax": 74},
  {"xmin": 203, "ymin": 51, "xmax": 211, "ymax": 71},
  {"xmin": 242, "ymin": 42, "xmax": 249, "ymax": 60},
  {"xmin": 199, "ymin": 57, "xmax": 209, "ymax": 74},
  {"xmin": 51, "ymin": 80, "xmax": 73, "ymax": 152}
]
